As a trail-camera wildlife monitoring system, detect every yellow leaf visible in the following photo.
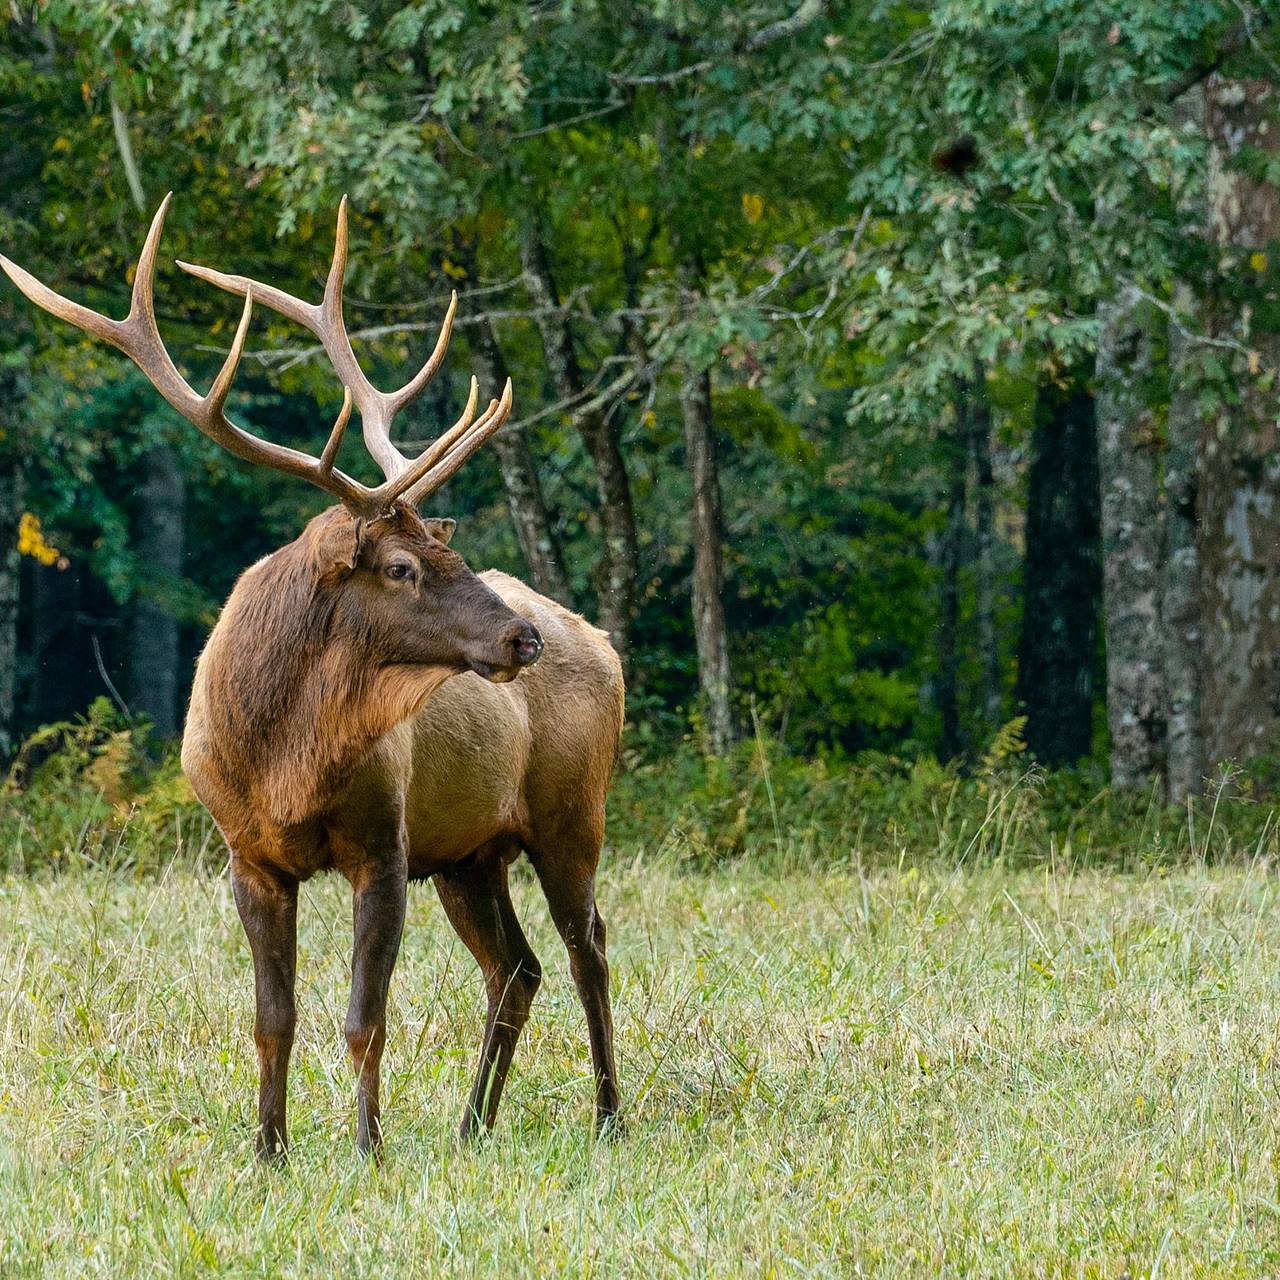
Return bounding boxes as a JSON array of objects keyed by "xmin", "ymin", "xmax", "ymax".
[
  {"xmin": 1248, "ymin": 349, "xmax": 1262, "ymax": 375},
  {"xmin": 51, "ymin": 137, "xmax": 71, "ymax": 153},
  {"xmin": 441, "ymin": 258, "xmax": 468, "ymax": 281},
  {"xmin": 1251, "ymin": 251, "xmax": 1269, "ymax": 273},
  {"xmin": 17, "ymin": 513, "xmax": 61, "ymax": 566},
  {"xmin": 642, "ymin": 410, "xmax": 657, "ymax": 428},
  {"xmin": 741, "ymin": 193, "xmax": 764, "ymax": 224}
]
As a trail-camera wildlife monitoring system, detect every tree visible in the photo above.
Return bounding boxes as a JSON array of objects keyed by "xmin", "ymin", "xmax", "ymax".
[
  {"xmin": 1198, "ymin": 73, "xmax": 1280, "ymax": 770},
  {"xmin": 1094, "ymin": 288, "xmax": 1166, "ymax": 788},
  {"xmin": 1016, "ymin": 373, "xmax": 1101, "ymax": 767},
  {"xmin": 519, "ymin": 226, "xmax": 638, "ymax": 661},
  {"xmin": 677, "ymin": 315, "xmax": 735, "ymax": 753},
  {"xmin": 127, "ymin": 444, "xmax": 186, "ymax": 735}
]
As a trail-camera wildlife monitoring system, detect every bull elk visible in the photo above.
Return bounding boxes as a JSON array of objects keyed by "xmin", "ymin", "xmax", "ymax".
[{"xmin": 1, "ymin": 196, "xmax": 624, "ymax": 1156}]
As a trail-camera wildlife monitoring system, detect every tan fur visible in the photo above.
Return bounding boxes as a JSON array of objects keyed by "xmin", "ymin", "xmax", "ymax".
[{"xmin": 181, "ymin": 512, "xmax": 624, "ymax": 883}]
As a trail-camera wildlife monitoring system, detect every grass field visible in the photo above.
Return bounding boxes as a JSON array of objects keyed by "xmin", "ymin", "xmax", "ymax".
[{"xmin": 3, "ymin": 844, "xmax": 1280, "ymax": 1277}]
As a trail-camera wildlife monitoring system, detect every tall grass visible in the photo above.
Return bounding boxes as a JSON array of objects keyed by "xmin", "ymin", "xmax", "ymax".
[
  {"xmin": 2, "ymin": 844, "xmax": 1279, "ymax": 1275},
  {"xmin": 5, "ymin": 711, "xmax": 1280, "ymax": 1273}
]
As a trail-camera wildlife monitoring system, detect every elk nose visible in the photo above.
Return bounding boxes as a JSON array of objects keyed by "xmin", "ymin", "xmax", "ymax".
[{"xmin": 512, "ymin": 622, "xmax": 544, "ymax": 667}]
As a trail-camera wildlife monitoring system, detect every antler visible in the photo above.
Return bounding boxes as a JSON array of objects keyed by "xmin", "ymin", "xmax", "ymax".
[
  {"xmin": 0, "ymin": 194, "xmax": 512, "ymax": 519},
  {"xmin": 178, "ymin": 196, "xmax": 512, "ymax": 507}
]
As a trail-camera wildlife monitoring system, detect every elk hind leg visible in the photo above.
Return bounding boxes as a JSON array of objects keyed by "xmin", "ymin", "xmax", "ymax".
[
  {"xmin": 434, "ymin": 845, "xmax": 541, "ymax": 1138},
  {"xmin": 528, "ymin": 825, "xmax": 619, "ymax": 1133}
]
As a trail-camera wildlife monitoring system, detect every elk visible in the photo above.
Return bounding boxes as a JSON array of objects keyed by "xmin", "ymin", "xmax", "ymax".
[{"xmin": 1, "ymin": 196, "xmax": 624, "ymax": 1157}]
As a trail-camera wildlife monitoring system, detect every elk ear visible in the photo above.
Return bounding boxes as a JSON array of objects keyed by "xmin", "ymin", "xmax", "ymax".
[
  {"xmin": 313, "ymin": 513, "xmax": 365, "ymax": 580},
  {"xmin": 421, "ymin": 517, "xmax": 456, "ymax": 545}
]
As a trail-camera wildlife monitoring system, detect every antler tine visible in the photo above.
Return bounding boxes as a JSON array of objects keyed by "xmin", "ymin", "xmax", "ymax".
[
  {"xmin": 1, "ymin": 195, "xmax": 389, "ymax": 519},
  {"xmin": 401, "ymin": 378, "xmax": 514, "ymax": 506},
  {"xmin": 319, "ymin": 386, "xmax": 354, "ymax": 476},
  {"xmin": 205, "ymin": 286, "xmax": 255, "ymax": 420},
  {"xmin": 384, "ymin": 287, "xmax": 458, "ymax": 417},
  {"xmin": 180, "ymin": 199, "xmax": 461, "ymax": 486},
  {"xmin": 380, "ymin": 375, "xmax": 480, "ymax": 506}
]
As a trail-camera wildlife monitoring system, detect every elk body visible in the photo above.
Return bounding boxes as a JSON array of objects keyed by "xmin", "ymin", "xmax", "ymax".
[{"xmin": 2, "ymin": 197, "xmax": 624, "ymax": 1156}]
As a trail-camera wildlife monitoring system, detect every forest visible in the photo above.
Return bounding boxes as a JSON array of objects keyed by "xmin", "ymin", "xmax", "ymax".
[{"xmin": 1, "ymin": 1, "xmax": 1279, "ymax": 799}]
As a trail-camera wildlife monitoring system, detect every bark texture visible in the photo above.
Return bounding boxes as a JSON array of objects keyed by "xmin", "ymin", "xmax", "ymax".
[
  {"xmin": 679, "ymin": 359, "xmax": 735, "ymax": 754},
  {"xmin": 966, "ymin": 368, "xmax": 1002, "ymax": 734},
  {"xmin": 1016, "ymin": 377, "xmax": 1102, "ymax": 767},
  {"xmin": 520, "ymin": 228, "xmax": 637, "ymax": 664},
  {"xmin": 128, "ymin": 444, "xmax": 186, "ymax": 736},
  {"xmin": 0, "ymin": 461, "xmax": 23, "ymax": 757},
  {"xmin": 1199, "ymin": 75, "xmax": 1280, "ymax": 767},
  {"xmin": 1095, "ymin": 284, "xmax": 1166, "ymax": 788},
  {"xmin": 466, "ymin": 320, "xmax": 572, "ymax": 602},
  {"xmin": 1163, "ymin": 86, "xmax": 1207, "ymax": 802}
]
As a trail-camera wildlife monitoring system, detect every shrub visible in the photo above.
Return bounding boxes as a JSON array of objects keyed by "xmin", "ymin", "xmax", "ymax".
[{"xmin": 6, "ymin": 709, "xmax": 1280, "ymax": 878}]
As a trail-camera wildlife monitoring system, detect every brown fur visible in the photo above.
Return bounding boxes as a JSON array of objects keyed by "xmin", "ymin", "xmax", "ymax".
[{"xmin": 182, "ymin": 504, "xmax": 624, "ymax": 1155}]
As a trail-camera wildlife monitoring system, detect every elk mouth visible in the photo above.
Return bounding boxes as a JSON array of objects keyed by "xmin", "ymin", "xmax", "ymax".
[{"xmin": 467, "ymin": 657, "xmax": 520, "ymax": 683}]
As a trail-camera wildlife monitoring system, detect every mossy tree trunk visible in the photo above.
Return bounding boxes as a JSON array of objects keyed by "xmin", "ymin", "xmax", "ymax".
[
  {"xmin": 1095, "ymin": 284, "xmax": 1166, "ymax": 788},
  {"xmin": 1198, "ymin": 75, "xmax": 1280, "ymax": 770},
  {"xmin": 677, "ymin": 268, "xmax": 735, "ymax": 755}
]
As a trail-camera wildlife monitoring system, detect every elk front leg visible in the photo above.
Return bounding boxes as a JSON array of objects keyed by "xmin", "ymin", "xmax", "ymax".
[
  {"xmin": 231, "ymin": 859, "xmax": 298, "ymax": 1162},
  {"xmin": 344, "ymin": 857, "xmax": 407, "ymax": 1155}
]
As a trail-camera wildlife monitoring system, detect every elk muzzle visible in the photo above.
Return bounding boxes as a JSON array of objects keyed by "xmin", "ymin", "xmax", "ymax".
[{"xmin": 468, "ymin": 618, "xmax": 543, "ymax": 682}]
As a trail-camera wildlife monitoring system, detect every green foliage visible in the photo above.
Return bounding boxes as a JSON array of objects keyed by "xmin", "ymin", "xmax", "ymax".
[
  {"xmin": 3, "ymin": 2, "xmax": 1277, "ymax": 760},
  {"xmin": 10, "ymin": 707, "xmax": 1273, "ymax": 878},
  {"xmin": 1, "ymin": 699, "xmax": 212, "ymax": 875}
]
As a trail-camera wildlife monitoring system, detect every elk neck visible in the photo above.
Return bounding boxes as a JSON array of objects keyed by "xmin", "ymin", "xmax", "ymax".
[{"xmin": 187, "ymin": 534, "xmax": 456, "ymax": 832}]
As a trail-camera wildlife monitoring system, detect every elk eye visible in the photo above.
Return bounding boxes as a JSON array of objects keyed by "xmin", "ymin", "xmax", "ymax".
[{"xmin": 385, "ymin": 561, "xmax": 415, "ymax": 582}]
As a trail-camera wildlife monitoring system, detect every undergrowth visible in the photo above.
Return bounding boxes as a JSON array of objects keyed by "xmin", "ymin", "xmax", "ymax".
[{"xmin": 4, "ymin": 702, "xmax": 1278, "ymax": 876}]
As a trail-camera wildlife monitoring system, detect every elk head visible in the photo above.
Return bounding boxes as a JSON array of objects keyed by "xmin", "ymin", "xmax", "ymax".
[
  {"xmin": 0, "ymin": 194, "xmax": 542, "ymax": 683},
  {"xmin": 306, "ymin": 504, "xmax": 542, "ymax": 682}
]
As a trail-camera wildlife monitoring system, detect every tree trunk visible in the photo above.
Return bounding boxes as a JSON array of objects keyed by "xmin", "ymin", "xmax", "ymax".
[
  {"xmin": 0, "ymin": 460, "xmax": 23, "ymax": 757},
  {"xmin": 127, "ymin": 444, "xmax": 186, "ymax": 736},
  {"xmin": 1095, "ymin": 285, "xmax": 1166, "ymax": 788},
  {"xmin": 1162, "ymin": 80, "xmax": 1207, "ymax": 803},
  {"xmin": 1199, "ymin": 75, "xmax": 1280, "ymax": 768},
  {"xmin": 938, "ymin": 411, "xmax": 967, "ymax": 762},
  {"xmin": 1016, "ymin": 375, "xmax": 1102, "ymax": 767},
  {"xmin": 447, "ymin": 235, "xmax": 571, "ymax": 602},
  {"xmin": 967, "ymin": 367, "xmax": 1002, "ymax": 734},
  {"xmin": 679, "ymin": 357, "xmax": 735, "ymax": 754},
  {"xmin": 466, "ymin": 320, "xmax": 572, "ymax": 602},
  {"xmin": 520, "ymin": 226, "xmax": 637, "ymax": 665}
]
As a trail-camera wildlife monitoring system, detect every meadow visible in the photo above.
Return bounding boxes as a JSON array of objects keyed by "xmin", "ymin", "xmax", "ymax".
[{"xmin": 3, "ymin": 795, "xmax": 1280, "ymax": 1277}]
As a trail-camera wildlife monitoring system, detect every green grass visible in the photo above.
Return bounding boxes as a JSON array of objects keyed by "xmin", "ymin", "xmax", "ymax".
[{"xmin": 3, "ymin": 843, "xmax": 1280, "ymax": 1277}]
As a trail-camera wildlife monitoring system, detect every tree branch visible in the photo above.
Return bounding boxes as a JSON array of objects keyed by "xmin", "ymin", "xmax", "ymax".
[
  {"xmin": 609, "ymin": 0, "xmax": 829, "ymax": 87},
  {"xmin": 1163, "ymin": 12, "xmax": 1277, "ymax": 104},
  {"xmin": 745, "ymin": 0, "xmax": 827, "ymax": 53}
]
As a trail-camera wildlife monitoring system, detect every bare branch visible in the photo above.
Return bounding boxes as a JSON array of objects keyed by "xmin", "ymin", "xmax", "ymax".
[
  {"xmin": 745, "ymin": 0, "xmax": 827, "ymax": 52},
  {"xmin": 609, "ymin": 0, "xmax": 830, "ymax": 87},
  {"xmin": 514, "ymin": 100, "xmax": 626, "ymax": 138}
]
